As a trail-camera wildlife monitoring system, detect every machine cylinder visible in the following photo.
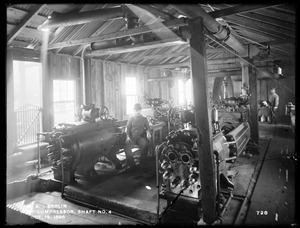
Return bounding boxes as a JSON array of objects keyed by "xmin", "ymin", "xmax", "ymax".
[{"xmin": 212, "ymin": 107, "xmax": 219, "ymax": 122}]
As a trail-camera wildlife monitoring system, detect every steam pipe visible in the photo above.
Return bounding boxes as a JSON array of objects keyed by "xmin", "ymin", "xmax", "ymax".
[
  {"xmin": 38, "ymin": 6, "xmax": 124, "ymax": 30},
  {"xmin": 81, "ymin": 45, "xmax": 89, "ymax": 104},
  {"xmin": 91, "ymin": 26, "xmax": 188, "ymax": 51},
  {"xmin": 171, "ymin": 4, "xmax": 248, "ymax": 56}
]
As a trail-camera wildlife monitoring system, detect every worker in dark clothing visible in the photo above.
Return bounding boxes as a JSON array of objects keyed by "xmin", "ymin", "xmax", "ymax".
[
  {"xmin": 269, "ymin": 88, "xmax": 279, "ymax": 124},
  {"xmin": 124, "ymin": 103, "xmax": 151, "ymax": 169}
]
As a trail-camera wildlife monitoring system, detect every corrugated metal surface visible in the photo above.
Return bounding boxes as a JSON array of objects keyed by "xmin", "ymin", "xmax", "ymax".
[{"xmin": 6, "ymin": 3, "xmax": 296, "ymax": 68}]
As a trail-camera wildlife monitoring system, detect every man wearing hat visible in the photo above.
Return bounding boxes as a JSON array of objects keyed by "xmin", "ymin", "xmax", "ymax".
[
  {"xmin": 268, "ymin": 87, "xmax": 279, "ymax": 124},
  {"xmin": 124, "ymin": 103, "xmax": 151, "ymax": 169}
]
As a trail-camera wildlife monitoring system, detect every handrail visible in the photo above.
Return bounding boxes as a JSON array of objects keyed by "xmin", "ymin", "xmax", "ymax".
[{"xmin": 15, "ymin": 104, "xmax": 42, "ymax": 146}]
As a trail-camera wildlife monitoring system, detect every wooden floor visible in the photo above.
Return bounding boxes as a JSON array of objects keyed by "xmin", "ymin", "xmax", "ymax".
[
  {"xmin": 244, "ymin": 123, "xmax": 296, "ymax": 225},
  {"xmin": 6, "ymin": 122, "xmax": 296, "ymax": 225},
  {"xmin": 6, "ymin": 191, "xmax": 136, "ymax": 225}
]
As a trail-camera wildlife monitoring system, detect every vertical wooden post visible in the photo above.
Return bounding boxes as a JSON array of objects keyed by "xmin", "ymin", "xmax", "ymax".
[
  {"xmin": 241, "ymin": 62, "xmax": 249, "ymax": 96},
  {"xmin": 188, "ymin": 18, "xmax": 216, "ymax": 224},
  {"xmin": 6, "ymin": 49, "xmax": 16, "ymax": 155},
  {"xmin": 41, "ymin": 52, "xmax": 52, "ymax": 131},
  {"xmin": 101, "ymin": 62, "xmax": 106, "ymax": 107},
  {"xmin": 249, "ymin": 66, "xmax": 259, "ymax": 143}
]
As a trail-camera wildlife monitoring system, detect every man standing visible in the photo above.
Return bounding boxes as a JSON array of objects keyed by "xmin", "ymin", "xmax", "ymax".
[
  {"xmin": 124, "ymin": 103, "xmax": 151, "ymax": 169},
  {"xmin": 269, "ymin": 88, "xmax": 279, "ymax": 124}
]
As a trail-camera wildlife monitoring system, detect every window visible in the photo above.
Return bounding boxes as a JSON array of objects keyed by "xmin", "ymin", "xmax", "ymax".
[
  {"xmin": 178, "ymin": 78, "xmax": 193, "ymax": 107},
  {"xmin": 125, "ymin": 77, "xmax": 138, "ymax": 114},
  {"xmin": 13, "ymin": 61, "xmax": 42, "ymax": 109},
  {"xmin": 53, "ymin": 80, "xmax": 76, "ymax": 125}
]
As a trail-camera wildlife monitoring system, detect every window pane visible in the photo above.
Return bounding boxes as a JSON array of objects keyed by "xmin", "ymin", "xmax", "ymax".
[
  {"xmin": 53, "ymin": 90, "xmax": 60, "ymax": 101},
  {"xmin": 126, "ymin": 96, "xmax": 137, "ymax": 114},
  {"xmin": 53, "ymin": 80, "xmax": 76, "ymax": 125},
  {"xmin": 13, "ymin": 61, "xmax": 42, "ymax": 109},
  {"xmin": 178, "ymin": 79, "xmax": 192, "ymax": 106},
  {"xmin": 125, "ymin": 77, "xmax": 137, "ymax": 95}
]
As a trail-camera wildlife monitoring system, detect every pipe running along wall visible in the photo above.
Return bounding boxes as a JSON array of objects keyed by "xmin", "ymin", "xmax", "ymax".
[
  {"xmin": 171, "ymin": 4, "xmax": 249, "ymax": 56},
  {"xmin": 90, "ymin": 5, "xmax": 190, "ymax": 51},
  {"xmin": 81, "ymin": 45, "xmax": 90, "ymax": 104},
  {"xmin": 38, "ymin": 6, "xmax": 124, "ymax": 30}
]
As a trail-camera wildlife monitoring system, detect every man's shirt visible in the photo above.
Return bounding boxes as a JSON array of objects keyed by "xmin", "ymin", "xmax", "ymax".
[
  {"xmin": 269, "ymin": 93, "xmax": 279, "ymax": 108},
  {"xmin": 126, "ymin": 114, "xmax": 150, "ymax": 139}
]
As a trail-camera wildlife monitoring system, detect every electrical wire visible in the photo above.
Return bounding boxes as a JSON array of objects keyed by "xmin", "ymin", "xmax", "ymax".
[{"xmin": 158, "ymin": 189, "xmax": 184, "ymax": 224}]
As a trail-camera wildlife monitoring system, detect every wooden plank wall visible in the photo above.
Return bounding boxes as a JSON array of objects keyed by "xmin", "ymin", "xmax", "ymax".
[
  {"xmin": 258, "ymin": 78, "xmax": 295, "ymax": 124},
  {"xmin": 48, "ymin": 53, "xmax": 81, "ymax": 80},
  {"xmin": 45, "ymin": 53, "xmax": 81, "ymax": 130},
  {"xmin": 85, "ymin": 59, "xmax": 146, "ymax": 120}
]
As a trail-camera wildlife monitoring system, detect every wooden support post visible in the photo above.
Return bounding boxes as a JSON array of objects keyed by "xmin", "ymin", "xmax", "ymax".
[
  {"xmin": 241, "ymin": 62, "xmax": 250, "ymax": 95},
  {"xmin": 6, "ymin": 49, "xmax": 17, "ymax": 155},
  {"xmin": 41, "ymin": 52, "xmax": 52, "ymax": 131},
  {"xmin": 249, "ymin": 66, "xmax": 259, "ymax": 143},
  {"xmin": 188, "ymin": 18, "xmax": 216, "ymax": 224}
]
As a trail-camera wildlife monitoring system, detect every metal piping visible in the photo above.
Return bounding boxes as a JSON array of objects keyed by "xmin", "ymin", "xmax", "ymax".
[
  {"xmin": 90, "ymin": 5, "xmax": 137, "ymax": 51},
  {"xmin": 90, "ymin": 24, "xmax": 188, "ymax": 51},
  {"xmin": 81, "ymin": 45, "xmax": 90, "ymax": 104},
  {"xmin": 38, "ymin": 6, "xmax": 124, "ymax": 30},
  {"xmin": 90, "ymin": 5, "xmax": 189, "ymax": 51},
  {"xmin": 171, "ymin": 4, "xmax": 248, "ymax": 56}
]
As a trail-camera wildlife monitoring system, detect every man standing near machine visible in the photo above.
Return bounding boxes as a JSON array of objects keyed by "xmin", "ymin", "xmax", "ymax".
[
  {"xmin": 124, "ymin": 103, "xmax": 151, "ymax": 170},
  {"xmin": 269, "ymin": 87, "xmax": 279, "ymax": 124}
]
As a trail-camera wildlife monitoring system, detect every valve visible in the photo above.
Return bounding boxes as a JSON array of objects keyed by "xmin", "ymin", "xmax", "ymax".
[{"xmin": 171, "ymin": 176, "xmax": 181, "ymax": 189}]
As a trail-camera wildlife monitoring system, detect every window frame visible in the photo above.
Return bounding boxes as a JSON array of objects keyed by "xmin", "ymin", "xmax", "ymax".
[
  {"xmin": 52, "ymin": 79, "xmax": 77, "ymax": 125},
  {"xmin": 125, "ymin": 77, "xmax": 138, "ymax": 114}
]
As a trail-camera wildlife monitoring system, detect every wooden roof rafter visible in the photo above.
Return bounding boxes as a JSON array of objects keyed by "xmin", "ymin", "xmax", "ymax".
[{"xmin": 7, "ymin": 4, "xmax": 45, "ymax": 45}]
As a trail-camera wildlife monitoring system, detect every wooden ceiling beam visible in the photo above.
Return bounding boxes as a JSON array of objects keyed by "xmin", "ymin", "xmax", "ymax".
[
  {"xmin": 263, "ymin": 38, "xmax": 295, "ymax": 46},
  {"xmin": 208, "ymin": 4, "xmax": 278, "ymax": 18},
  {"xmin": 237, "ymin": 12, "xmax": 295, "ymax": 31},
  {"xmin": 7, "ymin": 24, "xmax": 44, "ymax": 42},
  {"xmin": 227, "ymin": 18, "xmax": 293, "ymax": 40},
  {"xmin": 7, "ymin": 7, "xmax": 47, "ymax": 25},
  {"xmin": 119, "ymin": 50, "xmax": 189, "ymax": 62},
  {"xmin": 7, "ymin": 4, "xmax": 45, "ymax": 44},
  {"xmin": 132, "ymin": 4, "xmax": 176, "ymax": 21},
  {"xmin": 225, "ymin": 15, "xmax": 295, "ymax": 39},
  {"xmin": 147, "ymin": 61, "xmax": 190, "ymax": 69},
  {"xmin": 254, "ymin": 8, "xmax": 295, "ymax": 22},
  {"xmin": 44, "ymin": 17, "xmax": 187, "ymax": 50}
]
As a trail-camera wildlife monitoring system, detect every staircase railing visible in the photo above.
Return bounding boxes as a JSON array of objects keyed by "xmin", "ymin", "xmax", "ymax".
[{"xmin": 15, "ymin": 104, "xmax": 42, "ymax": 147}]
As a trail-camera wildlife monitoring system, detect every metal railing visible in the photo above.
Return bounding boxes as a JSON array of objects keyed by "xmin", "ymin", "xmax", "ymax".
[{"xmin": 15, "ymin": 104, "xmax": 42, "ymax": 147}]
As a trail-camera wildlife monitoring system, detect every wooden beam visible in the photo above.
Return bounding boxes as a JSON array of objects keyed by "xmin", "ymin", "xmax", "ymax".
[
  {"xmin": 147, "ymin": 61, "xmax": 189, "ymax": 69},
  {"xmin": 8, "ymin": 46, "xmax": 41, "ymax": 62},
  {"xmin": 43, "ymin": 4, "xmax": 80, "ymax": 14},
  {"xmin": 209, "ymin": 4, "xmax": 277, "ymax": 18},
  {"xmin": 85, "ymin": 37, "xmax": 186, "ymax": 57},
  {"xmin": 38, "ymin": 6, "xmax": 123, "ymax": 30},
  {"xmin": 45, "ymin": 18, "xmax": 187, "ymax": 50},
  {"xmin": 189, "ymin": 17, "xmax": 216, "ymax": 224},
  {"xmin": 224, "ymin": 15, "xmax": 295, "ymax": 40},
  {"xmin": 208, "ymin": 71, "xmax": 241, "ymax": 78},
  {"xmin": 132, "ymin": 4, "xmax": 176, "ymax": 21},
  {"xmin": 120, "ymin": 50, "xmax": 189, "ymax": 62},
  {"xmin": 7, "ymin": 7, "xmax": 47, "ymax": 25},
  {"xmin": 6, "ymin": 49, "xmax": 17, "ymax": 155},
  {"xmin": 248, "ymin": 66, "xmax": 259, "ymax": 143},
  {"xmin": 264, "ymin": 38, "xmax": 295, "ymax": 46},
  {"xmin": 7, "ymin": 4, "xmax": 45, "ymax": 44},
  {"xmin": 7, "ymin": 24, "xmax": 44, "ymax": 42},
  {"xmin": 238, "ymin": 12, "xmax": 295, "ymax": 31},
  {"xmin": 254, "ymin": 8, "xmax": 295, "ymax": 22},
  {"xmin": 119, "ymin": 46, "xmax": 246, "ymax": 63},
  {"xmin": 147, "ymin": 70, "xmax": 242, "ymax": 81}
]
